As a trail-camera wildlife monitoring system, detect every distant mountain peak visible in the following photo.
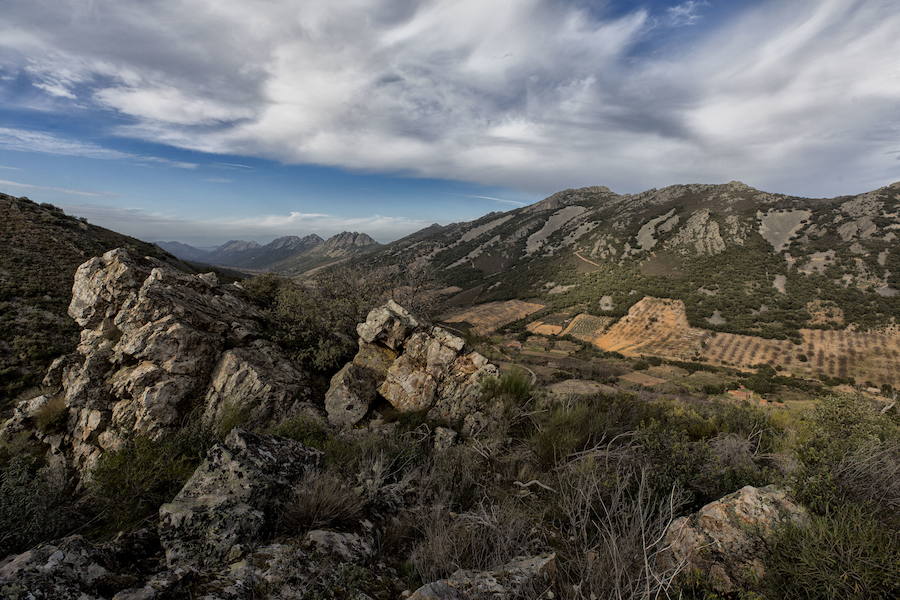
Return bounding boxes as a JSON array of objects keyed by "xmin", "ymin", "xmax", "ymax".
[{"xmin": 323, "ymin": 231, "xmax": 378, "ymax": 249}]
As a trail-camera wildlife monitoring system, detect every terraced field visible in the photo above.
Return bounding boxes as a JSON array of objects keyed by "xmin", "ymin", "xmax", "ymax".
[
  {"xmin": 595, "ymin": 298, "xmax": 707, "ymax": 361},
  {"xmin": 559, "ymin": 313, "xmax": 616, "ymax": 343},
  {"xmin": 443, "ymin": 299, "xmax": 545, "ymax": 334},
  {"xmin": 524, "ymin": 296, "xmax": 900, "ymax": 386}
]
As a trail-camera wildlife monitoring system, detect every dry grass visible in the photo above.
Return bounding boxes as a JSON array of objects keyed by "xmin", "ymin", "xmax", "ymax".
[
  {"xmin": 551, "ymin": 452, "xmax": 689, "ymax": 600},
  {"xmin": 281, "ymin": 470, "xmax": 365, "ymax": 531},
  {"xmin": 31, "ymin": 394, "xmax": 68, "ymax": 433}
]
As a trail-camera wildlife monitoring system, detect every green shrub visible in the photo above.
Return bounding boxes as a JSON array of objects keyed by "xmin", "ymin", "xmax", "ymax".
[
  {"xmin": 0, "ymin": 456, "xmax": 82, "ymax": 556},
  {"xmin": 269, "ymin": 415, "xmax": 331, "ymax": 450},
  {"xmin": 764, "ymin": 507, "xmax": 900, "ymax": 599},
  {"xmin": 89, "ymin": 422, "xmax": 214, "ymax": 530},
  {"xmin": 31, "ymin": 394, "xmax": 68, "ymax": 433},
  {"xmin": 481, "ymin": 369, "xmax": 533, "ymax": 405},
  {"xmin": 792, "ymin": 393, "xmax": 899, "ymax": 515}
]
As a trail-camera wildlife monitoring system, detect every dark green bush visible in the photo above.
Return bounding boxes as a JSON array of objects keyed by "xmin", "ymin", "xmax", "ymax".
[
  {"xmin": 0, "ymin": 455, "xmax": 83, "ymax": 556},
  {"xmin": 89, "ymin": 422, "xmax": 215, "ymax": 530},
  {"xmin": 764, "ymin": 507, "xmax": 900, "ymax": 599},
  {"xmin": 269, "ymin": 415, "xmax": 331, "ymax": 450},
  {"xmin": 792, "ymin": 393, "xmax": 899, "ymax": 515},
  {"xmin": 481, "ymin": 369, "xmax": 533, "ymax": 405}
]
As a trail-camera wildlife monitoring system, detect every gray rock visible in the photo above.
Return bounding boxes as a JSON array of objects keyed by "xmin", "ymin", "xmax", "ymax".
[
  {"xmin": 0, "ymin": 248, "xmax": 313, "ymax": 478},
  {"xmin": 158, "ymin": 429, "xmax": 321, "ymax": 568},
  {"xmin": 356, "ymin": 299, "xmax": 419, "ymax": 350},
  {"xmin": 0, "ymin": 530, "xmax": 159, "ymax": 600},
  {"xmin": 409, "ymin": 554, "xmax": 556, "ymax": 600},
  {"xmin": 664, "ymin": 485, "xmax": 808, "ymax": 593},
  {"xmin": 327, "ymin": 302, "xmax": 498, "ymax": 433},
  {"xmin": 304, "ymin": 530, "xmax": 373, "ymax": 562}
]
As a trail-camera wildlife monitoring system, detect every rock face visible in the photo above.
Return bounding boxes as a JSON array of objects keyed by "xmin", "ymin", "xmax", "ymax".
[
  {"xmin": 0, "ymin": 248, "xmax": 314, "ymax": 477},
  {"xmin": 664, "ymin": 485, "xmax": 808, "ymax": 593},
  {"xmin": 158, "ymin": 428, "xmax": 321, "ymax": 568},
  {"xmin": 325, "ymin": 301, "xmax": 500, "ymax": 431},
  {"xmin": 408, "ymin": 554, "xmax": 556, "ymax": 600}
]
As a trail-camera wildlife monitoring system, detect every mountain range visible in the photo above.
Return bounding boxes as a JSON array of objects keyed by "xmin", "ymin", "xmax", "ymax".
[{"xmin": 157, "ymin": 231, "xmax": 379, "ymax": 274}]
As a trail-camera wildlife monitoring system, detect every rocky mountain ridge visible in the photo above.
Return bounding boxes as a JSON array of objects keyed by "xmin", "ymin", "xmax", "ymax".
[
  {"xmin": 158, "ymin": 231, "xmax": 379, "ymax": 274},
  {"xmin": 359, "ymin": 181, "xmax": 899, "ymax": 339}
]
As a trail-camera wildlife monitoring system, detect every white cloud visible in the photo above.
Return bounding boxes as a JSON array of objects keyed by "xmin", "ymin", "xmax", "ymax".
[
  {"xmin": 58, "ymin": 202, "xmax": 429, "ymax": 245},
  {"xmin": 467, "ymin": 195, "xmax": 526, "ymax": 206},
  {"xmin": 0, "ymin": 127, "xmax": 198, "ymax": 168},
  {"xmin": 0, "ymin": 127, "xmax": 132, "ymax": 160},
  {"xmin": 666, "ymin": 1, "xmax": 708, "ymax": 27},
  {"xmin": 0, "ymin": 178, "xmax": 113, "ymax": 197},
  {"xmin": 1, "ymin": 0, "xmax": 899, "ymax": 196},
  {"xmin": 0, "ymin": 164, "xmax": 21, "ymax": 170}
]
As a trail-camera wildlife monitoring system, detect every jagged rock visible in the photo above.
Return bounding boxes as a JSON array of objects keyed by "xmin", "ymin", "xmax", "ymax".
[
  {"xmin": 203, "ymin": 341, "xmax": 316, "ymax": 428},
  {"xmin": 325, "ymin": 341, "xmax": 397, "ymax": 427},
  {"xmin": 356, "ymin": 299, "xmax": 419, "ymax": 350},
  {"xmin": 327, "ymin": 302, "xmax": 499, "ymax": 433},
  {"xmin": 433, "ymin": 426, "xmax": 458, "ymax": 451},
  {"xmin": 0, "ymin": 248, "xmax": 313, "ymax": 477},
  {"xmin": 304, "ymin": 530, "xmax": 373, "ymax": 562},
  {"xmin": 408, "ymin": 554, "xmax": 556, "ymax": 600},
  {"xmin": 0, "ymin": 530, "xmax": 160, "ymax": 600},
  {"xmin": 158, "ymin": 429, "xmax": 321, "ymax": 568},
  {"xmin": 378, "ymin": 327, "xmax": 499, "ymax": 427},
  {"xmin": 664, "ymin": 485, "xmax": 808, "ymax": 593}
]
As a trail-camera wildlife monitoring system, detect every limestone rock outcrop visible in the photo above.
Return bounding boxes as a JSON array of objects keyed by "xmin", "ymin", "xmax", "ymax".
[
  {"xmin": 664, "ymin": 485, "xmax": 808, "ymax": 593},
  {"xmin": 158, "ymin": 428, "xmax": 321, "ymax": 568},
  {"xmin": 0, "ymin": 248, "xmax": 314, "ymax": 476},
  {"xmin": 324, "ymin": 300, "xmax": 500, "ymax": 432},
  {"xmin": 408, "ymin": 554, "xmax": 556, "ymax": 600}
]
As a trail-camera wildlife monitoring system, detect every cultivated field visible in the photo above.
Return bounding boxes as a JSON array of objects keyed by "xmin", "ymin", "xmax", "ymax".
[
  {"xmin": 594, "ymin": 298, "xmax": 707, "ymax": 361},
  {"xmin": 443, "ymin": 299, "xmax": 545, "ymax": 334},
  {"xmin": 524, "ymin": 296, "xmax": 900, "ymax": 387},
  {"xmin": 558, "ymin": 313, "xmax": 615, "ymax": 342}
]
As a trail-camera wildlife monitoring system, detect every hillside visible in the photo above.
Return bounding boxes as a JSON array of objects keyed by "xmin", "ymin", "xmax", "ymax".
[
  {"xmin": 0, "ymin": 192, "xmax": 235, "ymax": 406},
  {"xmin": 0, "ymin": 250, "xmax": 896, "ymax": 598},
  {"xmin": 353, "ymin": 181, "xmax": 900, "ymax": 382},
  {"xmin": 270, "ymin": 231, "xmax": 380, "ymax": 276},
  {"xmin": 159, "ymin": 231, "xmax": 379, "ymax": 275}
]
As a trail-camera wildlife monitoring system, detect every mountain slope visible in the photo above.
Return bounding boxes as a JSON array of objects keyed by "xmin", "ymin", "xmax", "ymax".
[
  {"xmin": 156, "ymin": 240, "xmax": 212, "ymax": 262},
  {"xmin": 269, "ymin": 231, "xmax": 380, "ymax": 276},
  {"xmin": 358, "ymin": 181, "xmax": 900, "ymax": 343}
]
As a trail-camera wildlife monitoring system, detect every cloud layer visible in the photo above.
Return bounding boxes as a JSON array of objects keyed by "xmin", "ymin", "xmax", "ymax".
[{"xmin": 2, "ymin": 0, "xmax": 900, "ymax": 196}]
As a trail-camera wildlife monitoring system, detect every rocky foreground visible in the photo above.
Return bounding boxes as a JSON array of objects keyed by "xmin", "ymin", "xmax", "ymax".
[{"xmin": 0, "ymin": 248, "xmax": 865, "ymax": 598}]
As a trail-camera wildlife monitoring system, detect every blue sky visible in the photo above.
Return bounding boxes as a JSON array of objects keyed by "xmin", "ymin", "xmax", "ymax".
[{"xmin": 1, "ymin": 0, "xmax": 898, "ymax": 245}]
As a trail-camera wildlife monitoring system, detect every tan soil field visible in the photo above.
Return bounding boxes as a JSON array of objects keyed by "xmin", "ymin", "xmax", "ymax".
[
  {"xmin": 444, "ymin": 299, "xmax": 545, "ymax": 334},
  {"xmin": 528, "ymin": 296, "xmax": 899, "ymax": 386}
]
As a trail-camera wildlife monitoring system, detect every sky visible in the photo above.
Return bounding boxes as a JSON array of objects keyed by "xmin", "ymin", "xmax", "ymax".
[{"xmin": 1, "ymin": 0, "xmax": 899, "ymax": 246}]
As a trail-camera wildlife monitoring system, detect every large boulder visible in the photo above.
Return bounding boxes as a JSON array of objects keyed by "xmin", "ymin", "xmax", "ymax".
[
  {"xmin": 664, "ymin": 485, "xmax": 808, "ymax": 593},
  {"xmin": 408, "ymin": 554, "xmax": 556, "ymax": 600},
  {"xmin": 324, "ymin": 302, "xmax": 499, "ymax": 432},
  {"xmin": 0, "ymin": 248, "xmax": 314, "ymax": 477},
  {"xmin": 158, "ymin": 428, "xmax": 321, "ymax": 568},
  {"xmin": 0, "ymin": 530, "xmax": 161, "ymax": 600},
  {"xmin": 324, "ymin": 343, "xmax": 397, "ymax": 428}
]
